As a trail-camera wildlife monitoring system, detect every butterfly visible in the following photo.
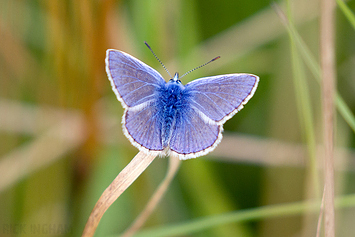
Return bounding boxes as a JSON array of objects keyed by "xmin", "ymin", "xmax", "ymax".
[{"xmin": 105, "ymin": 44, "xmax": 259, "ymax": 160}]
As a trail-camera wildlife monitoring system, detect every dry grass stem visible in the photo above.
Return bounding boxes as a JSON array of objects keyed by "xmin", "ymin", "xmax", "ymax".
[
  {"xmin": 320, "ymin": 0, "xmax": 336, "ymax": 235},
  {"xmin": 121, "ymin": 155, "xmax": 181, "ymax": 237},
  {"xmin": 213, "ymin": 134, "xmax": 354, "ymax": 170},
  {"xmin": 0, "ymin": 102, "xmax": 85, "ymax": 192},
  {"xmin": 0, "ymin": 99, "xmax": 82, "ymax": 135},
  {"xmin": 81, "ymin": 151, "xmax": 157, "ymax": 237}
]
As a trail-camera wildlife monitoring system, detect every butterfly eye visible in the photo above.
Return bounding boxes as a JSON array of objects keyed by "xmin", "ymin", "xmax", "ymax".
[{"xmin": 168, "ymin": 78, "xmax": 181, "ymax": 84}]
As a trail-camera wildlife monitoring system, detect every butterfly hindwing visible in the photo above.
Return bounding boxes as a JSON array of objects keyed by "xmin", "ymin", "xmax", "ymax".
[
  {"xmin": 169, "ymin": 106, "xmax": 222, "ymax": 159},
  {"xmin": 123, "ymin": 103, "xmax": 164, "ymax": 152},
  {"xmin": 106, "ymin": 49, "xmax": 165, "ymax": 108},
  {"xmin": 185, "ymin": 74, "xmax": 259, "ymax": 124}
]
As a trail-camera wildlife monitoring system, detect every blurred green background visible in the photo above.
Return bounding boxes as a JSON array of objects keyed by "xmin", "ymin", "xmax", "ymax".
[{"xmin": 1, "ymin": 0, "xmax": 355, "ymax": 236}]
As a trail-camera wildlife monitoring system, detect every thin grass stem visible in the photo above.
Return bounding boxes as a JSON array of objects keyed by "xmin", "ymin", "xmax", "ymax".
[
  {"xmin": 320, "ymin": 0, "xmax": 336, "ymax": 235},
  {"xmin": 121, "ymin": 155, "xmax": 181, "ymax": 237}
]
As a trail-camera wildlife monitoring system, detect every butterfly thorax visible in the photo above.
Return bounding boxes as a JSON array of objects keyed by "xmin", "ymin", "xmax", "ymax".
[{"xmin": 159, "ymin": 80, "xmax": 185, "ymax": 148}]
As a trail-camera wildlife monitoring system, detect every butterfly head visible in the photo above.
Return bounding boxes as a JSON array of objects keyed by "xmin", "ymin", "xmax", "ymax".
[{"xmin": 169, "ymin": 72, "xmax": 181, "ymax": 84}]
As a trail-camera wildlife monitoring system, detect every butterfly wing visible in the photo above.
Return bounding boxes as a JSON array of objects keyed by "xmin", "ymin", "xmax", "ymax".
[
  {"xmin": 169, "ymin": 106, "xmax": 223, "ymax": 159},
  {"xmin": 170, "ymin": 73, "xmax": 258, "ymax": 159},
  {"xmin": 123, "ymin": 102, "xmax": 164, "ymax": 152},
  {"xmin": 106, "ymin": 49, "xmax": 166, "ymax": 153},
  {"xmin": 184, "ymin": 74, "xmax": 259, "ymax": 124},
  {"xmin": 106, "ymin": 49, "xmax": 165, "ymax": 108}
]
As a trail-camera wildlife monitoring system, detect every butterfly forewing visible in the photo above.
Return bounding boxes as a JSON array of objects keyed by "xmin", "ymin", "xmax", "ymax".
[
  {"xmin": 185, "ymin": 74, "xmax": 259, "ymax": 124},
  {"xmin": 106, "ymin": 49, "xmax": 165, "ymax": 108}
]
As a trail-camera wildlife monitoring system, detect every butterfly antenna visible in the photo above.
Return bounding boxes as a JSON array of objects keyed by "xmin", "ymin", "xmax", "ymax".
[
  {"xmin": 145, "ymin": 41, "xmax": 172, "ymax": 78},
  {"xmin": 179, "ymin": 56, "xmax": 220, "ymax": 79}
]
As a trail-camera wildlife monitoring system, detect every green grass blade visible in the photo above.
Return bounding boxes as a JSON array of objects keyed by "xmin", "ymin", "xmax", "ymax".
[
  {"xmin": 286, "ymin": 0, "xmax": 319, "ymax": 195},
  {"xmin": 336, "ymin": 0, "xmax": 355, "ymax": 30},
  {"xmin": 276, "ymin": 5, "xmax": 355, "ymax": 134},
  {"xmin": 130, "ymin": 194, "xmax": 355, "ymax": 237},
  {"xmin": 335, "ymin": 92, "xmax": 355, "ymax": 132}
]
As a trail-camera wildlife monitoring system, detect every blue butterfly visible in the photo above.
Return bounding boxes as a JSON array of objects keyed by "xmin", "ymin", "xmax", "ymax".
[{"xmin": 105, "ymin": 45, "xmax": 259, "ymax": 160}]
